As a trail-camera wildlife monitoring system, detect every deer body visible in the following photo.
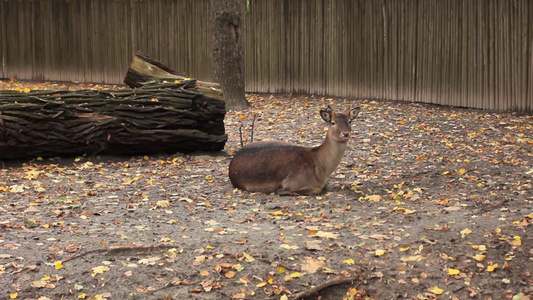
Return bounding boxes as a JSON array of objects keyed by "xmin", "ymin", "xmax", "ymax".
[{"xmin": 228, "ymin": 106, "xmax": 360, "ymax": 195}]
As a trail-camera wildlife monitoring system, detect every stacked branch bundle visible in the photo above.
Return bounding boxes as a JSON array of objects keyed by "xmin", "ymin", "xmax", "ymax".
[{"xmin": 0, "ymin": 53, "xmax": 227, "ymax": 160}]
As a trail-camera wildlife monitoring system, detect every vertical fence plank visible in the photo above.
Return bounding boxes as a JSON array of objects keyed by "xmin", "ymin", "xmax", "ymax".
[{"xmin": 1, "ymin": 0, "xmax": 531, "ymax": 111}]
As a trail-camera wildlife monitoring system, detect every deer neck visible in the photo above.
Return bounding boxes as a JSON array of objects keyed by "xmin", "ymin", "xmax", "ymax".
[{"xmin": 314, "ymin": 131, "xmax": 348, "ymax": 178}]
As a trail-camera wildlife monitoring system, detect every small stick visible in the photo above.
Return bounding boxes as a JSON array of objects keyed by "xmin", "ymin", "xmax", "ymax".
[
  {"xmin": 64, "ymin": 244, "xmax": 177, "ymax": 262},
  {"xmin": 239, "ymin": 123, "xmax": 244, "ymax": 147},
  {"xmin": 250, "ymin": 113, "xmax": 257, "ymax": 143},
  {"xmin": 292, "ymin": 275, "xmax": 360, "ymax": 300}
]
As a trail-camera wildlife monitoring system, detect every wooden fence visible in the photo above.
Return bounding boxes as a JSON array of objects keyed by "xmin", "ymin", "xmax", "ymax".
[{"xmin": 1, "ymin": 0, "xmax": 532, "ymax": 111}]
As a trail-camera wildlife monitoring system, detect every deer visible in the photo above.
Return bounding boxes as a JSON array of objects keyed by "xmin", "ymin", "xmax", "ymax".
[{"xmin": 228, "ymin": 105, "xmax": 361, "ymax": 195}]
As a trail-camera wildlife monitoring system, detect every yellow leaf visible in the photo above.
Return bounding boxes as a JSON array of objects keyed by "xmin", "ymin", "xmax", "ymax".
[
  {"xmin": 280, "ymin": 295, "xmax": 289, "ymax": 300},
  {"xmin": 458, "ymin": 168, "xmax": 467, "ymax": 175},
  {"xmin": 224, "ymin": 270, "xmax": 236, "ymax": 278},
  {"xmin": 502, "ymin": 278, "xmax": 510, "ymax": 284},
  {"xmin": 374, "ymin": 249, "xmax": 386, "ymax": 257},
  {"xmin": 471, "ymin": 244, "xmax": 487, "ymax": 251},
  {"xmin": 256, "ymin": 281, "xmax": 267, "ymax": 287},
  {"xmin": 487, "ymin": 264, "xmax": 498, "ymax": 272},
  {"xmin": 448, "ymin": 268, "xmax": 460, "ymax": 275},
  {"xmin": 315, "ymin": 231, "xmax": 339, "ymax": 239},
  {"xmin": 460, "ymin": 228, "xmax": 472, "ymax": 237},
  {"xmin": 156, "ymin": 200, "xmax": 171, "ymax": 207},
  {"xmin": 23, "ymin": 88, "xmax": 31, "ymax": 93},
  {"xmin": 365, "ymin": 195, "xmax": 382, "ymax": 202},
  {"xmin": 280, "ymin": 244, "xmax": 298, "ymax": 250},
  {"xmin": 9, "ymin": 293, "xmax": 18, "ymax": 299},
  {"xmin": 347, "ymin": 288, "xmax": 358, "ymax": 296},
  {"xmin": 267, "ymin": 275, "xmax": 276, "ymax": 284},
  {"xmin": 277, "ymin": 266, "xmax": 286, "ymax": 274},
  {"xmin": 473, "ymin": 254, "xmax": 486, "ymax": 262},
  {"xmin": 77, "ymin": 293, "xmax": 87, "ymax": 299},
  {"xmin": 55, "ymin": 261, "xmax": 64, "ymax": 270},
  {"xmin": 401, "ymin": 255, "xmax": 425, "ymax": 262},
  {"xmin": 428, "ymin": 286, "xmax": 444, "ymax": 295},
  {"xmin": 91, "ymin": 266, "xmax": 110, "ymax": 277},
  {"xmin": 243, "ymin": 252, "xmax": 255, "ymax": 262},
  {"xmin": 343, "ymin": 258, "xmax": 355, "ymax": 265},
  {"xmin": 200, "ymin": 270, "xmax": 210, "ymax": 276},
  {"xmin": 399, "ymin": 245, "xmax": 410, "ymax": 251},
  {"xmin": 411, "ymin": 278, "xmax": 419, "ymax": 283},
  {"xmin": 32, "ymin": 280, "xmax": 46, "ymax": 288},
  {"xmin": 511, "ymin": 236, "xmax": 522, "ymax": 246},
  {"xmin": 290, "ymin": 272, "xmax": 302, "ymax": 278},
  {"xmin": 42, "ymin": 274, "xmax": 52, "ymax": 281},
  {"xmin": 239, "ymin": 276, "xmax": 251, "ymax": 284},
  {"xmin": 269, "ymin": 210, "xmax": 284, "ymax": 216},
  {"xmin": 233, "ymin": 263, "xmax": 244, "ymax": 271}
]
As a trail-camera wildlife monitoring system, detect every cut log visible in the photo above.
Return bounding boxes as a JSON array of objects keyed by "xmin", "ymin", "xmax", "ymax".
[
  {"xmin": 0, "ymin": 81, "xmax": 227, "ymax": 160},
  {"xmin": 124, "ymin": 51, "xmax": 222, "ymax": 100}
]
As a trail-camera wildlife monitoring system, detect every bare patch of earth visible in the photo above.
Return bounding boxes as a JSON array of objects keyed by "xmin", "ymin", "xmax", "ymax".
[{"xmin": 1, "ymin": 83, "xmax": 532, "ymax": 299}]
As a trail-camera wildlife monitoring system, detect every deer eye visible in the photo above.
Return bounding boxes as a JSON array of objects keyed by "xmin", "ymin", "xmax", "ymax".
[{"xmin": 331, "ymin": 121, "xmax": 336, "ymax": 125}]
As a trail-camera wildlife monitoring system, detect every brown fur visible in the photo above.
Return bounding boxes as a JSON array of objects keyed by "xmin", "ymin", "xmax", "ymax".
[{"xmin": 228, "ymin": 105, "xmax": 360, "ymax": 195}]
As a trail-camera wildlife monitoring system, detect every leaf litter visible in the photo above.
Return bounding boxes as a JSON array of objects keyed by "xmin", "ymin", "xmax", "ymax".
[{"xmin": 0, "ymin": 80, "xmax": 532, "ymax": 299}]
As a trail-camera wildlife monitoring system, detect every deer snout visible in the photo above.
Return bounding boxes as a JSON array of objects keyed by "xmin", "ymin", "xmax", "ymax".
[{"xmin": 339, "ymin": 131, "xmax": 351, "ymax": 140}]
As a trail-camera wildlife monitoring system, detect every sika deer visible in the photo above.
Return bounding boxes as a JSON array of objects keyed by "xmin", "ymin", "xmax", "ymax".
[{"xmin": 228, "ymin": 105, "xmax": 361, "ymax": 195}]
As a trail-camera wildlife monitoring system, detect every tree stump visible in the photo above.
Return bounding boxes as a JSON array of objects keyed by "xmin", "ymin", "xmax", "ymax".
[{"xmin": 0, "ymin": 81, "xmax": 227, "ymax": 160}]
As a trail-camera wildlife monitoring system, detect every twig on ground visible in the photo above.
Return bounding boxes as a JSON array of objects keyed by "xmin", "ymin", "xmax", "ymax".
[
  {"xmin": 64, "ymin": 244, "xmax": 177, "ymax": 262},
  {"xmin": 292, "ymin": 275, "xmax": 360, "ymax": 299},
  {"xmin": 250, "ymin": 113, "xmax": 257, "ymax": 143},
  {"xmin": 239, "ymin": 123, "xmax": 244, "ymax": 147}
]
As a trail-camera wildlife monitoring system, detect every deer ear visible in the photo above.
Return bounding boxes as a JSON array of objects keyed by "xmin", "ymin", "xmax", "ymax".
[
  {"xmin": 319, "ymin": 105, "xmax": 332, "ymax": 123},
  {"xmin": 348, "ymin": 107, "xmax": 361, "ymax": 121}
]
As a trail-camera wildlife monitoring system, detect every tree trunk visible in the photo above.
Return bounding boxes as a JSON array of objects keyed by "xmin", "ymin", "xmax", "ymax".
[
  {"xmin": 211, "ymin": 0, "xmax": 250, "ymax": 110},
  {"xmin": 0, "ymin": 81, "xmax": 227, "ymax": 160}
]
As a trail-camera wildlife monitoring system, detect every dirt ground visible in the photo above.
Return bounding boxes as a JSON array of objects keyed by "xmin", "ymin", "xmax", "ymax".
[{"xmin": 1, "ymin": 81, "xmax": 532, "ymax": 300}]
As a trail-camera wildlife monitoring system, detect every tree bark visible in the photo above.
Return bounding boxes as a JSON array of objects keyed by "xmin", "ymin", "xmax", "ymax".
[
  {"xmin": 211, "ymin": 0, "xmax": 250, "ymax": 110},
  {"xmin": 124, "ymin": 51, "xmax": 222, "ymax": 100},
  {"xmin": 0, "ymin": 81, "xmax": 227, "ymax": 160}
]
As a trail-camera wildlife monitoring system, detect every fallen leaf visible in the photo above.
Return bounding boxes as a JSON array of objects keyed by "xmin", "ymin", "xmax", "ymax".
[
  {"xmin": 301, "ymin": 257, "xmax": 325, "ymax": 274},
  {"xmin": 290, "ymin": 272, "xmax": 302, "ymax": 278},
  {"xmin": 473, "ymin": 254, "xmax": 486, "ymax": 262},
  {"xmin": 487, "ymin": 264, "xmax": 498, "ymax": 272},
  {"xmin": 428, "ymin": 286, "xmax": 444, "ymax": 295},
  {"xmin": 54, "ymin": 261, "xmax": 63, "ymax": 270},
  {"xmin": 304, "ymin": 240, "xmax": 323, "ymax": 251},
  {"xmin": 91, "ymin": 266, "xmax": 110, "ymax": 277},
  {"xmin": 315, "ymin": 231, "xmax": 339, "ymax": 239},
  {"xmin": 242, "ymin": 252, "xmax": 255, "ymax": 262},
  {"xmin": 343, "ymin": 258, "xmax": 355, "ymax": 265},
  {"xmin": 224, "ymin": 270, "xmax": 236, "ymax": 278},
  {"xmin": 447, "ymin": 268, "xmax": 460, "ymax": 275},
  {"xmin": 460, "ymin": 228, "xmax": 472, "ymax": 237},
  {"xmin": 365, "ymin": 195, "xmax": 382, "ymax": 202}
]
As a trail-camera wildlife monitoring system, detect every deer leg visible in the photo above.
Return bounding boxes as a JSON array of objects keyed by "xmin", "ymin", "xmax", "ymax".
[
  {"xmin": 275, "ymin": 187, "xmax": 296, "ymax": 196},
  {"xmin": 293, "ymin": 187, "xmax": 324, "ymax": 195}
]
